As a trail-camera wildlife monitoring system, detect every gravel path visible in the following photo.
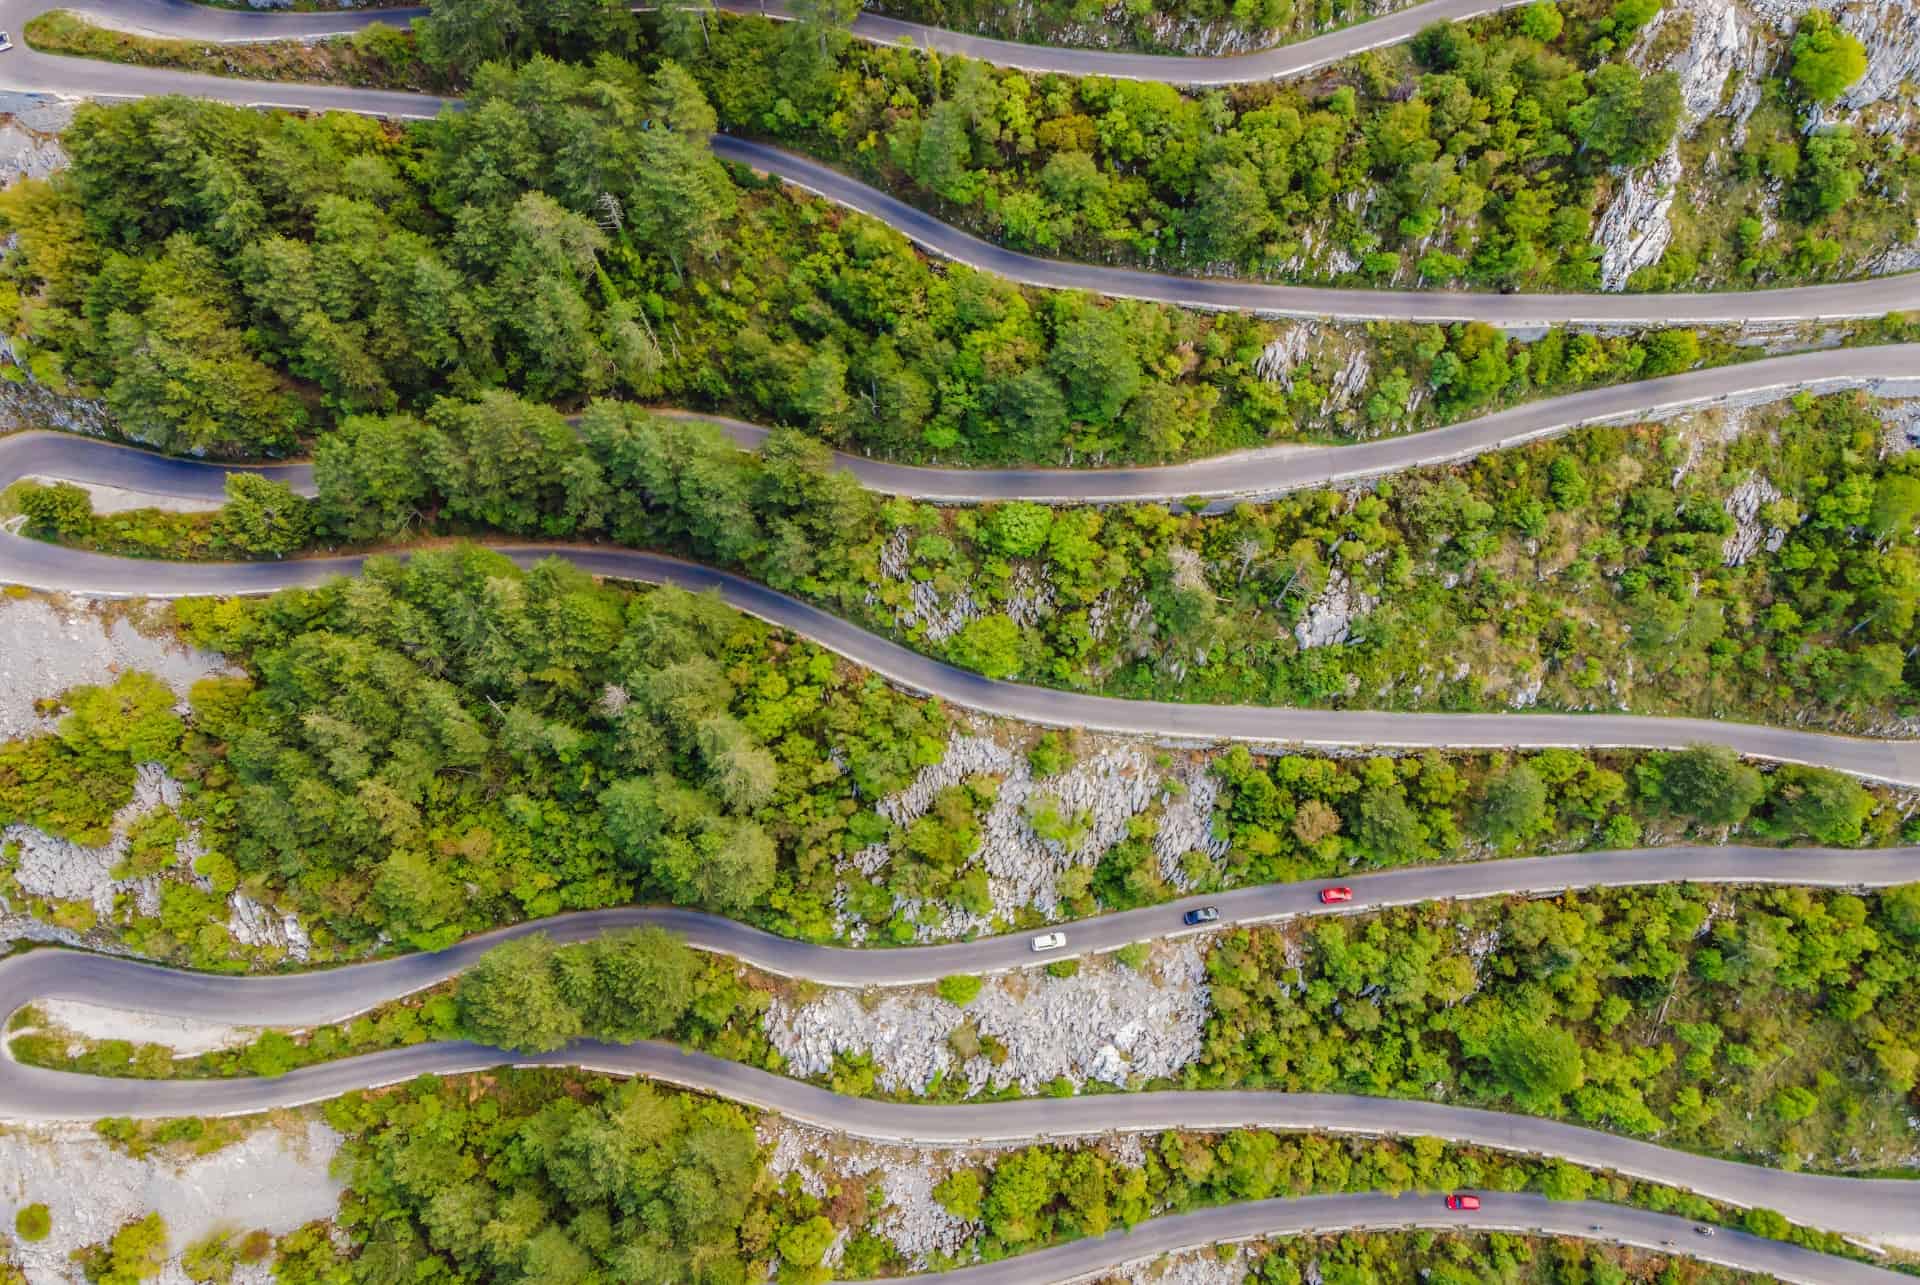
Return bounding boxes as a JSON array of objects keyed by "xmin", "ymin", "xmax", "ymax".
[{"xmin": 0, "ymin": 1116, "xmax": 341, "ymax": 1282}]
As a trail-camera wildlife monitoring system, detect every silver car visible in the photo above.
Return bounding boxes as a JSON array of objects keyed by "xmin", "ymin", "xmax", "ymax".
[{"xmin": 1030, "ymin": 932, "xmax": 1067, "ymax": 952}]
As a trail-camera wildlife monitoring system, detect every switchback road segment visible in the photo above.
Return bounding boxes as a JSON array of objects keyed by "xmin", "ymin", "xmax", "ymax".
[
  {"xmin": 3, "ymin": 2, "xmax": 1920, "ymax": 322},
  {"xmin": 1, "ymin": 1031, "xmax": 1916, "ymax": 1246},
  {"xmin": 3, "ymin": 531, "xmax": 1918, "ymax": 785},
  {"xmin": 6, "ymin": 339, "xmax": 1920, "ymax": 507}
]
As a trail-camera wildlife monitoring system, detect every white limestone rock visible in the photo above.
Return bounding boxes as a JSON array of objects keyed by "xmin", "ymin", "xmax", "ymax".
[{"xmin": 1593, "ymin": 146, "xmax": 1682, "ymax": 293}]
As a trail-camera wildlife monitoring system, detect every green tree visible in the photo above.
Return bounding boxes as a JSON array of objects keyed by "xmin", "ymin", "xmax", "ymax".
[
  {"xmin": 1768, "ymin": 766, "xmax": 1873, "ymax": 845},
  {"xmin": 77, "ymin": 1213, "xmax": 168, "ymax": 1285},
  {"xmin": 1884, "ymin": 883, "xmax": 1920, "ymax": 941},
  {"xmin": 1477, "ymin": 762, "xmax": 1550, "ymax": 847},
  {"xmin": 1659, "ymin": 746, "xmax": 1765, "ymax": 828},
  {"xmin": 1571, "ymin": 65, "xmax": 1681, "ymax": 168},
  {"xmin": 1790, "ymin": 10, "xmax": 1868, "ymax": 104},
  {"xmin": 1518, "ymin": 2, "xmax": 1564, "ymax": 42},
  {"xmin": 559, "ymin": 928, "xmax": 700, "ymax": 1042},
  {"xmin": 210, "ymin": 473, "xmax": 313, "ymax": 558},
  {"xmin": 16, "ymin": 481, "xmax": 93, "ymax": 541},
  {"xmin": 934, "ymin": 1168, "xmax": 984, "ymax": 1220},
  {"xmin": 949, "ymin": 614, "xmax": 1025, "ymax": 679},
  {"xmin": 313, "ymin": 413, "xmax": 432, "ymax": 542},
  {"xmin": 938, "ymin": 974, "xmax": 984, "ymax": 1006},
  {"xmin": 777, "ymin": 1216, "xmax": 837, "ymax": 1269},
  {"xmin": 455, "ymin": 933, "xmax": 583, "ymax": 1054},
  {"xmin": 1486, "ymin": 1020, "xmax": 1585, "ymax": 1111}
]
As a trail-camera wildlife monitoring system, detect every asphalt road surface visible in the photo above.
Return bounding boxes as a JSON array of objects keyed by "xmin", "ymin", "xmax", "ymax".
[
  {"xmin": 709, "ymin": 0, "xmax": 1530, "ymax": 85},
  {"xmin": 3, "ymin": 2, "xmax": 1920, "ymax": 322},
  {"xmin": 893, "ymin": 1193, "xmax": 1915, "ymax": 1284},
  {"xmin": 667, "ymin": 344, "xmax": 1920, "ymax": 503},
  {"xmin": 2, "ymin": 1029, "xmax": 1917, "ymax": 1244},
  {"xmin": 12, "ymin": 342, "xmax": 1920, "ymax": 510},
  {"xmin": 3, "ymin": 527, "xmax": 1918, "ymax": 785}
]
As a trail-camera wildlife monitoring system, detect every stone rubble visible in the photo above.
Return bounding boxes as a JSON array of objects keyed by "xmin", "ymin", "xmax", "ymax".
[
  {"xmin": 1153, "ymin": 766, "xmax": 1229, "ymax": 887},
  {"xmin": 759, "ymin": 1123, "xmax": 978, "ymax": 1270},
  {"xmin": 1112, "ymin": 1248, "xmax": 1257, "ymax": 1285},
  {"xmin": 1292, "ymin": 568, "xmax": 1377, "ymax": 650},
  {"xmin": 27, "ymin": 999, "xmax": 263, "ymax": 1059},
  {"xmin": 0, "ymin": 92, "xmax": 73, "ymax": 187},
  {"xmin": 1722, "ymin": 475, "xmax": 1788, "ymax": 566},
  {"xmin": 1003, "ymin": 562, "xmax": 1057, "ymax": 628},
  {"xmin": 6, "ymin": 764, "xmax": 186, "ymax": 922},
  {"xmin": 1252, "ymin": 326, "xmax": 1313, "ymax": 385},
  {"xmin": 764, "ymin": 938, "xmax": 1211, "ymax": 1096},
  {"xmin": 0, "ymin": 595, "xmax": 237, "ymax": 744}
]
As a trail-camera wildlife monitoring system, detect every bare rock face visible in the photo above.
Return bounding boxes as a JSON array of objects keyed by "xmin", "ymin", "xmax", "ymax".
[
  {"xmin": 1592, "ymin": 146, "xmax": 1683, "ymax": 293},
  {"xmin": 759, "ymin": 1123, "xmax": 979, "ymax": 1269},
  {"xmin": 0, "ymin": 91, "xmax": 73, "ymax": 187},
  {"xmin": 226, "ymin": 893, "xmax": 312, "ymax": 963},
  {"xmin": 1749, "ymin": 0, "xmax": 1920, "ymax": 112},
  {"xmin": 6, "ymin": 765, "xmax": 184, "ymax": 923},
  {"xmin": 0, "ymin": 337, "xmax": 113, "ymax": 437},
  {"xmin": 1293, "ymin": 568, "xmax": 1377, "ymax": 650},
  {"xmin": 1663, "ymin": 0, "xmax": 1761, "ymax": 125},
  {"xmin": 851, "ymin": 731, "xmax": 1220, "ymax": 938},
  {"xmin": 1723, "ymin": 475, "xmax": 1788, "ymax": 566},
  {"xmin": 763, "ymin": 939, "xmax": 1211, "ymax": 1096}
]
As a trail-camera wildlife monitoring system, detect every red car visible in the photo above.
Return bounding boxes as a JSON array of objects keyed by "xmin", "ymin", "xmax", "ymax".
[
  {"xmin": 1446, "ymin": 1194, "xmax": 1481, "ymax": 1211},
  {"xmin": 1319, "ymin": 886, "xmax": 1354, "ymax": 904}
]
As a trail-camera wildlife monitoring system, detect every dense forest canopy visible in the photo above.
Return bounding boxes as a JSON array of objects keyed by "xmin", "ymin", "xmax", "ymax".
[
  {"xmin": 280, "ymin": 1069, "xmax": 1820, "ymax": 1284},
  {"xmin": 446, "ymin": 0, "xmax": 1910, "ymax": 288},
  {"xmin": 288, "ymin": 385, "xmax": 1920, "ymax": 726},
  {"xmin": 1197, "ymin": 882, "xmax": 1920, "ymax": 1172},
  {"xmin": 3, "ymin": 25, "xmax": 1902, "ymax": 471}
]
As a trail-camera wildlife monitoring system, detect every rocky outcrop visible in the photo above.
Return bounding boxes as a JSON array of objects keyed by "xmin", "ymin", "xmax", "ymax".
[
  {"xmin": 1723, "ymin": 475, "xmax": 1788, "ymax": 566},
  {"xmin": 1293, "ymin": 568, "xmax": 1378, "ymax": 650},
  {"xmin": 1593, "ymin": 146, "xmax": 1682, "ymax": 293},
  {"xmin": 759, "ymin": 1123, "xmax": 979, "ymax": 1269},
  {"xmin": 226, "ymin": 892, "xmax": 313, "ymax": 962},
  {"xmin": 5, "ymin": 765, "xmax": 184, "ymax": 924},
  {"xmin": 851, "ymin": 731, "xmax": 1221, "ymax": 938},
  {"xmin": 0, "ymin": 92, "xmax": 73, "ymax": 187},
  {"xmin": 763, "ymin": 939, "xmax": 1210, "ymax": 1096},
  {"xmin": 1749, "ymin": 0, "xmax": 1920, "ymax": 113}
]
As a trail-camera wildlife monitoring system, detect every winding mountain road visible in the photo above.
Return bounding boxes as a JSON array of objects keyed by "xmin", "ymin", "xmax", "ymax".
[
  {"xmin": 4, "ymin": 1027, "xmax": 1919, "ymax": 1245},
  {"xmin": 11, "ymin": 343, "xmax": 1920, "ymax": 508},
  {"xmin": 3, "ymin": 526, "xmax": 1918, "ymax": 785},
  {"xmin": 6, "ymin": 847, "xmax": 1912, "ymax": 1003},
  {"xmin": 895, "ymin": 1194, "xmax": 1910, "ymax": 1285},
  {"xmin": 682, "ymin": 340, "xmax": 1920, "ymax": 502},
  {"xmin": 4, "ymin": 6, "xmax": 1920, "ymax": 1278},
  {"xmin": 5, "ymin": 845, "xmax": 1920, "ymax": 1248},
  {"xmin": 3, "ymin": 2, "xmax": 1920, "ymax": 322},
  {"xmin": 0, "ymin": 0, "xmax": 1526, "ymax": 86},
  {"xmin": 710, "ymin": 136, "xmax": 1920, "ymax": 324}
]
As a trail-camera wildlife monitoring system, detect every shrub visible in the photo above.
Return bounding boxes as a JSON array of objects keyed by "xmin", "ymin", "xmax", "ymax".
[
  {"xmin": 936, "ymin": 974, "xmax": 983, "ymax": 1006},
  {"xmin": 14, "ymin": 1203, "xmax": 50, "ymax": 1241}
]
